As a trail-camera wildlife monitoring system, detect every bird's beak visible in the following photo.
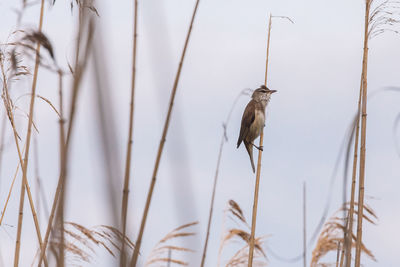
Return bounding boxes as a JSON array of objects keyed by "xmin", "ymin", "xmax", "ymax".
[{"xmin": 269, "ymin": 89, "xmax": 277, "ymax": 93}]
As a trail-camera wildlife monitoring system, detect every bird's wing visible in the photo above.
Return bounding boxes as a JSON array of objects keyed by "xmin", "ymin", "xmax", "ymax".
[{"xmin": 237, "ymin": 100, "xmax": 255, "ymax": 148}]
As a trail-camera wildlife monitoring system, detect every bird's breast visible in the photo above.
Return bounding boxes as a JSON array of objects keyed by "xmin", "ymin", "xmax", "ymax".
[{"xmin": 247, "ymin": 110, "xmax": 265, "ymax": 142}]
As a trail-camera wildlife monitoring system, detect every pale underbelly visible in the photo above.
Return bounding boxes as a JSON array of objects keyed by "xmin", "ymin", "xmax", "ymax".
[{"xmin": 247, "ymin": 111, "xmax": 265, "ymax": 142}]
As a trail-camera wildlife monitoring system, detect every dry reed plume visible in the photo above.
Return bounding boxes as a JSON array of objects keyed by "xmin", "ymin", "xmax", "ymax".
[
  {"xmin": 311, "ymin": 202, "xmax": 377, "ymax": 267},
  {"xmin": 42, "ymin": 222, "xmax": 134, "ymax": 266},
  {"xmin": 145, "ymin": 221, "xmax": 197, "ymax": 266},
  {"xmin": 219, "ymin": 200, "xmax": 268, "ymax": 267}
]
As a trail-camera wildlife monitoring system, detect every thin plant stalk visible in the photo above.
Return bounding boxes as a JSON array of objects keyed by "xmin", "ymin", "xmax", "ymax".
[
  {"xmin": 14, "ymin": 0, "xmax": 46, "ymax": 266},
  {"xmin": 129, "ymin": 1, "xmax": 201, "ymax": 265},
  {"xmin": 0, "ymin": 112, "xmax": 6, "ymax": 176},
  {"xmin": 120, "ymin": 0, "xmax": 138, "ymax": 266},
  {"xmin": 0, "ymin": 144, "xmax": 25, "ymax": 225},
  {"xmin": 167, "ymin": 248, "xmax": 172, "ymax": 267},
  {"xmin": 55, "ymin": 70, "xmax": 65, "ymax": 267},
  {"xmin": 0, "ymin": 60, "xmax": 46, "ymax": 261},
  {"xmin": 303, "ymin": 182, "xmax": 307, "ymax": 267},
  {"xmin": 339, "ymin": 214, "xmax": 347, "ymax": 267},
  {"xmin": 0, "ymin": 3, "xmax": 47, "ymax": 266},
  {"xmin": 344, "ymin": 80, "xmax": 363, "ymax": 267},
  {"xmin": 336, "ymin": 241, "xmax": 341, "ymax": 267},
  {"xmin": 200, "ymin": 90, "xmax": 249, "ymax": 267},
  {"xmin": 37, "ymin": 14, "xmax": 94, "ymax": 267},
  {"xmin": 200, "ymin": 122, "xmax": 225, "ymax": 267},
  {"xmin": 248, "ymin": 14, "xmax": 272, "ymax": 267},
  {"xmin": 355, "ymin": 1, "xmax": 371, "ymax": 266}
]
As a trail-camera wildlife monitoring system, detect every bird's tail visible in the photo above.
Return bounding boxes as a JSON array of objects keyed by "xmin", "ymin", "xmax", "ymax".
[{"xmin": 244, "ymin": 142, "xmax": 255, "ymax": 173}]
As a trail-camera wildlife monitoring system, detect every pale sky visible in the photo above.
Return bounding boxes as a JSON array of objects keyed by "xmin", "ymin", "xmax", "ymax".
[{"xmin": 0, "ymin": 0, "xmax": 400, "ymax": 266}]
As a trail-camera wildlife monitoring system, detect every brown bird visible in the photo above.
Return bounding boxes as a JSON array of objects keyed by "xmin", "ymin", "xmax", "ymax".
[{"xmin": 237, "ymin": 85, "xmax": 277, "ymax": 172}]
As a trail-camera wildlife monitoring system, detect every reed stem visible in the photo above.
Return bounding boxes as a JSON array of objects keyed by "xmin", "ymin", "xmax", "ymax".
[
  {"xmin": 14, "ymin": 1, "xmax": 46, "ymax": 265},
  {"xmin": 120, "ymin": 1, "xmax": 138, "ymax": 266},
  {"xmin": 129, "ymin": 1, "xmax": 201, "ymax": 265},
  {"xmin": 303, "ymin": 182, "xmax": 307, "ymax": 267},
  {"xmin": 344, "ymin": 79, "xmax": 363, "ymax": 267},
  {"xmin": 248, "ymin": 14, "xmax": 271, "ymax": 267},
  {"xmin": 200, "ymin": 90, "xmax": 246, "ymax": 267},
  {"xmin": 355, "ymin": 1, "xmax": 371, "ymax": 266},
  {"xmin": 37, "ymin": 12, "xmax": 93, "ymax": 266}
]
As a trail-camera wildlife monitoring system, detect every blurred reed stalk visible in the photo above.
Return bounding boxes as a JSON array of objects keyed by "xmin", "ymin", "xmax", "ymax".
[
  {"xmin": 248, "ymin": 14, "xmax": 272, "ymax": 267},
  {"xmin": 55, "ymin": 70, "xmax": 65, "ymax": 266},
  {"xmin": 38, "ymin": 5, "xmax": 94, "ymax": 265},
  {"xmin": 344, "ymin": 79, "xmax": 363, "ymax": 267},
  {"xmin": 200, "ymin": 89, "xmax": 251, "ymax": 267},
  {"xmin": 129, "ymin": 0, "xmax": 201, "ymax": 265},
  {"xmin": 120, "ymin": 0, "xmax": 138, "ymax": 266},
  {"xmin": 336, "ymin": 241, "xmax": 341, "ymax": 267},
  {"xmin": 355, "ymin": 1, "xmax": 372, "ymax": 266},
  {"xmin": 303, "ymin": 182, "xmax": 307, "ymax": 267},
  {"xmin": 14, "ymin": 0, "xmax": 46, "ymax": 266},
  {"xmin": 0, "ymin": 113, "xmax": 5, "ymax": 175},
  {"xmin": 0, "ymin": 150, "xmax": 22, "ymax": 224}
]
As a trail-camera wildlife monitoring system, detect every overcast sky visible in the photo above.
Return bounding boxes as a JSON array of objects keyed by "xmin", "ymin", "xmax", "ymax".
[{"xmin": 0, "ymin": 0, "xmax": 400, "ymax": 266}]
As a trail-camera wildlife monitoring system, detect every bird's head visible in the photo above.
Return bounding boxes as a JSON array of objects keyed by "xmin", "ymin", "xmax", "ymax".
[{"xmin": 251, "ymin": 85, "xmax": 277, "ymax": 102}]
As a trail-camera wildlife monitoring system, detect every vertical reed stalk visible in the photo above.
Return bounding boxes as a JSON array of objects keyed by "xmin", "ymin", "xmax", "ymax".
[
  {"xmin": 56, "ymin": 70, "xmax": 65, "ymax": 267},
  {"xmin": 129, "ymin": 1, "xmax": 201, "ymax": 265},
  {"xmin": 200, "ymin": 130, "xmax": 224, "ymax": 267},
  {"xmin": 167, "ymin": 248, "xmax": 172, "ymax": 267},
  {"xmin": 0, "ymin": 156, "xmax": 22, "ymax": 225},
  {"xmin": 37, "ymin": 11, "xmax": 93, "ymax": 266},
  {"xmin": 303, "ymin": 182, "xmax": 307, "ymax": 267},
  {"xmin": 120, "ymin": 1, "xmax": 138, "ymax": 266},
  {"xmin": 339, "ymin": 215, "xmax": 347, "ymax": 267},
  {"xmin": 200, "ymin": 90, "xmax": 247, "ymax": 267},
  {"xmin": 13, "ymin": 1, "xmax": 46, "ymax": 264},
  {"xmin": 0, "ymin": 113, "xmax": 5, "ymax": 175},
  {"xmin": 336, "ymin": 241, "xmax": 341, "ymax": 267},
  {"xmin": 248, "ymin": 14, "xmax": 271, "ymax": 267},
  {"xmin": 344, "ymin": 80, "xmax": 363, "ymax": 267},
  {"xmin": 355, "ymin": 1, "xmax": 371, "ymax": 266}
]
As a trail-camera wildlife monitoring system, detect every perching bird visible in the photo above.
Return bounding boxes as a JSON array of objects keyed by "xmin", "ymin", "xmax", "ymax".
[{"xmin": 237, "ymin": 85, "xmax": 277, "ymax": 173}]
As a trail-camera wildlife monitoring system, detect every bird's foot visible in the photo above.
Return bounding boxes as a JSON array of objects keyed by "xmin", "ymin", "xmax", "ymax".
[{"xmin": 251, "ymin": 143, "xmax": 263, "ymax": 151}]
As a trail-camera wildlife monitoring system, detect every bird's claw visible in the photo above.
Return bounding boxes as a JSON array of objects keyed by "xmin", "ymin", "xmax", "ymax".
[{"xmin": 251, "ymin": 143, "xmax": 263, "ymax": 151}]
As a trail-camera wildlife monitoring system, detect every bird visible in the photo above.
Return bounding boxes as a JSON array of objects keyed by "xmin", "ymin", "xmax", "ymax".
[{"xmin": 237, "ymin": 85, "xmax": 277, "ymax": 173}]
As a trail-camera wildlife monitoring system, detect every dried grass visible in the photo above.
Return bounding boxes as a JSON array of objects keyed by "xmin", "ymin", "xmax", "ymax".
[
  {"xmin": 40, "ymin": 222, "xmax": 134, "ymax": 266},
  {"xmin": 145, "ymin": 222, "xmax": 197, "ymax": 266},
  {"xmin": 311, "ymin": 203, "xmax": 377, "ymax": 267},
  {"xmin": 219, "ymin": 200, "xmax": 268, "ymax": 267}
]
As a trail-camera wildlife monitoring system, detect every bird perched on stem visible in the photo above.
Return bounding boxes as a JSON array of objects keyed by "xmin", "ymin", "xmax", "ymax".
[{"xmin": 237, "ymin": 85, "xmax": 277, "ymax": 173}]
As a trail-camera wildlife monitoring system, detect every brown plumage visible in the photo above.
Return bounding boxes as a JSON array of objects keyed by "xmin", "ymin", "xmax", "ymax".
[{"xmin": 237, "ymin": 85, "xmax": 276, "ymax": 173}]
